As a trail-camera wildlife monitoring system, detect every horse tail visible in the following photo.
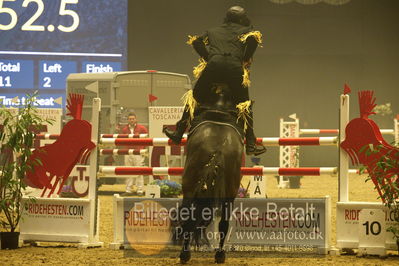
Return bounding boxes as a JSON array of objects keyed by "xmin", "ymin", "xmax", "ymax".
[
  {"xmin": 189, "ymin": 151, "xmax": 226, "ymax": 244},
  {"xmin": 195, "ymin": 150, "xmax": 226, "ymax": 202}
]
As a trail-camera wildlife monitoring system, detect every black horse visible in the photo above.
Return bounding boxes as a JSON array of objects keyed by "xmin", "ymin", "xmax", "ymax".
[{"xmin": 177, "ymin": 85, "xmax": 244, "ymax": 264}]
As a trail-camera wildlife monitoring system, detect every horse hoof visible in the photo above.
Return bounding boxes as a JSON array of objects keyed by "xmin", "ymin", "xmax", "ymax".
[
  {"xmin": 179, "ymin": 250, "xmax": 191, "ymax": 264},
  {"xmin": 214, "ymin": 250, "xmax": 225, "ymax": 264}
]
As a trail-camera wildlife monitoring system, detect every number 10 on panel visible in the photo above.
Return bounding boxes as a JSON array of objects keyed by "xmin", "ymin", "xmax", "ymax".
[{"xmin": 358, "ymin": 209, "xmax": 386, "ymax": 255}]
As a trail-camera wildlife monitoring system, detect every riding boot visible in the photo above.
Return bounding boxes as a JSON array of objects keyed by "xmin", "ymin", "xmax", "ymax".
[
  {"xmin": 245, "ymin": 108, "xmax": 266, "ymax": 156},
  {"xmin": 245, "ymin": 128, "xmax": 266, "ymax": 156},
  {"xmin": 163, "ymin": 107, "xmax": 190, "ymax": 144}
]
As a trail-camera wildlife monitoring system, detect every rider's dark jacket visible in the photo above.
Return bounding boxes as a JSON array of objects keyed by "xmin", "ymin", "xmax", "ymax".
[{"xmin": 189, "ymin": 22, "xmax": 262, "ymax": 106}]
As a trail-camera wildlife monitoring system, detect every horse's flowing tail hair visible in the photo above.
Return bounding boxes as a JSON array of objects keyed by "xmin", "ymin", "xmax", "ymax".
[
  {"xmin": 197, "ymin": 151, "xmax": 226, "ymax": 203},
  {"xmin": 179, "ymin": 151, "xmax": 226, "ymax": 244}
]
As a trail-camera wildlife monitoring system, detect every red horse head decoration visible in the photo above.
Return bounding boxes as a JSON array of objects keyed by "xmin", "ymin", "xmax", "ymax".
[
  {"xmin": 341, "ymin": 90, "xmax": 399, "ymax": 202},
  {"xmin": 25, "ymin": 94, "xmax": 96, "ymax": 197}
]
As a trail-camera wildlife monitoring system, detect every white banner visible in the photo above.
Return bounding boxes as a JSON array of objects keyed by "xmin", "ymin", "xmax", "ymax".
[
  {"xmin": 148, "ymin": 106, "xmax": 184, "ymax": 138},
  {"xmin": 20, "ymin": 197, "xmax": 92, "ymax": 242},
  {"xmin": 115, "ymin": 197, "xmax": 330, "ymax": 252},
  {"xmin": 336, "ymin": 202, "xmax": 396, "ymax": 250},
  {"xmin": 148, "ymin": 106, "xmax": 184, "ymax": 170}
]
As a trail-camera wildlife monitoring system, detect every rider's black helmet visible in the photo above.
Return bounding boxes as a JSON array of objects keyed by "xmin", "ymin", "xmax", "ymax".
[{"xmin": 224, "ymin": 6, "xmax": 250, "ymax": 26}]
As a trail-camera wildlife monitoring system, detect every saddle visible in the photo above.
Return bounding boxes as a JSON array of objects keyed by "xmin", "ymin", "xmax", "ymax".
[{"xmin": 188, "ymin": 84, "xmax": 245, "ymax": 139}]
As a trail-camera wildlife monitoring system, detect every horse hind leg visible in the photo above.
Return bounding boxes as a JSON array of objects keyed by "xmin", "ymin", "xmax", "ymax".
[
  {"xmin": 179, "ymin": 198, "xmax": 212, "ymax": 263},
  {"xmin": 179, "ymin": 203, "xmax": 195, "ymax": 264},
  {"xmin": 215, "ymin": 200, "xmax": 232, "ymax": 264},
  {"xmin": 179, "ymin": 236, "xmax": 192, "ymax": 264}
]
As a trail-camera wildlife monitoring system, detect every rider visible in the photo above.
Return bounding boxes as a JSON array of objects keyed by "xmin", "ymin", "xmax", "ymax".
[{"xmin": 163, "ymin": 6, "xmax": 266, "ymax": 156}]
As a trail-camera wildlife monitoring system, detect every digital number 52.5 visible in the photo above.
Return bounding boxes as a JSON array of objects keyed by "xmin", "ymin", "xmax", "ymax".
[{"xmin": 0, "ymin": 0, "xmax": 79, "ymax": 32}]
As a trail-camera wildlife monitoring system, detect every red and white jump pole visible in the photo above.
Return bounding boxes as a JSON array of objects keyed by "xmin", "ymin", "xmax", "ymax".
[
  {"xmin": 100, "ymin": 138, "xmax": 187, "ymax": 146},
  {"xmin": 300, "ymin": 129, "xmax": 339, "ymax": 135},
  {"xmin": 99, "ymin": 166, "xmax": 337, "ymax": 176},
  {"xmin": 100, "ymin": 133, "xmax": 148, "ymax": 138},
  {"xmin": 257, "ymin": 137, "xmax": 337, "ymax": 146},
  {"xmin": 34, "ymin": 133, "xmax": 189, "ymax": 140},
  {"xmin": 34, "ymin": 133, "xmax": 60, "ymax": 140},
  {"xmin": 300, "ymin": 128, "xmax": 394, "ymax": 135},
  {"xmin": 99, "ymin": 137, "xmax": 338, "ymax": 147},
  {"xmin": 34, "ymin": 133, "xmax": 149, "ymax": 140},
  {"xmin": 99, "ymin": 149, "xmax": 148, "ymax": 155}
]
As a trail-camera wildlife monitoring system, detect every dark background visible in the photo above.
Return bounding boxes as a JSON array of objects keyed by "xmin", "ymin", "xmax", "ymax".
[{"xmin": 127, "ymin": 0, "xmax": 399, "ymax": 167}]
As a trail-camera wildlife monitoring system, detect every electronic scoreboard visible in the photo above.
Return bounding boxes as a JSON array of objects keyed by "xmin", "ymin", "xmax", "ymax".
[{"xmin": 0, "ymin": 0, "xmax": 127, "ymax": 108}]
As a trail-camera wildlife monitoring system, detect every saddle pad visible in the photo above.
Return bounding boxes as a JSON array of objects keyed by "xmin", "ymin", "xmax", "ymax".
[{"xmin": 188, "ymin": 109, "xmax": 245, "ymax": 140}]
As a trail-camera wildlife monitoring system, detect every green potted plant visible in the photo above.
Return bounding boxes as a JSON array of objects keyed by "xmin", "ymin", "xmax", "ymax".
[
  {"xmin": 361, "ymin": 143, "xmax": 399, "ymax": 252},
  {"xmin": 0, "ymin": 93, "xmax": 50, "ymax": 249}
]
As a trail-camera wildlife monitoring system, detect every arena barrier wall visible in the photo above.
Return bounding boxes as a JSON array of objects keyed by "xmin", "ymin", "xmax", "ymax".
[{"xmin": 110, "ymin": 195, "xmax": 331, "ymax": 255}]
